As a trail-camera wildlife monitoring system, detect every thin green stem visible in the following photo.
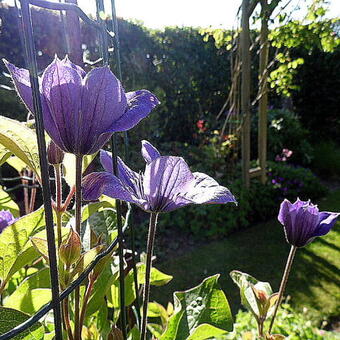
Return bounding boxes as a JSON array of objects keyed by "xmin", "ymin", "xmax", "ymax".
[
  {"xmin": 79, "ymin": 276, "xmax": 95, "ymax": 332},
  {"xmin": 63, "ymin": 298, "xmax": 74, "ymax": 340},
  {"xmin": 129, "ymin": 210, "xmax": 141, "ymax": 326},
  {"xmin": 268, "ymin": 245, "xmax": 297, "ymax": 334},
  {"xmin": 54, "ymin": 164, "xmax": 63, "ymax": 247},
  {"xmin": 74, "ymin": 155, "xmax": 83, "ymax": 340},
  {"xmin": 141, "ymin": 212, "xmax": 159, "ymax": 340}
]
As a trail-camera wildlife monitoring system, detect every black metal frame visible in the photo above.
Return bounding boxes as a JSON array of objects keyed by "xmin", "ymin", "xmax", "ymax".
[{"xmin": 0, "ymin": 0, "xmax": 130, "ymax": 339}]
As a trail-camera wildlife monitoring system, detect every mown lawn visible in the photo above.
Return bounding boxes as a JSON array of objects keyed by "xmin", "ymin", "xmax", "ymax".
[{"xmin": 152, "ymin": 190, "xmax": 340, "ymax": 322}]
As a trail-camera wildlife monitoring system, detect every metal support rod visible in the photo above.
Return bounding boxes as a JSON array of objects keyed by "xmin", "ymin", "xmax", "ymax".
[
  {"xmin": 111, "ymin": 135, "xmax": 127, "ymax": 339},
  {"xmin": 19, "ymin": 0, "xmax": 62, "ymax": 338},
  {"xmin": 65, "ymin": 0, "xmax": 83, "ymax": 65}
]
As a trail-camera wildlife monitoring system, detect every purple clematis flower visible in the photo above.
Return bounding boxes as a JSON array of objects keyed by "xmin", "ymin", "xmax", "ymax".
[
  {"xmin": 3, "ymin": 57, "xmax": 159, "ymax": 155},
  {"xmin": 278, "ymin": 198, "xmax": 339, "ymax": 247},
  {"xmin": 0, "ymin": 210, "xmax": 16, "ymax": 233},
  {"xmin": 82, "ymin": 140, "xmax": 237, "ymax": 212}
]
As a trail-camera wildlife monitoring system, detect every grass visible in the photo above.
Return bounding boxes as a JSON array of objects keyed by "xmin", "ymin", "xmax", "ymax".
[{"xmin": 151, "ymin": 190, "xmax": 340, "ymax": 322}]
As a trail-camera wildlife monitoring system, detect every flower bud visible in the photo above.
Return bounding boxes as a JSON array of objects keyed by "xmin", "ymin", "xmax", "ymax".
[
  {"xmin": 47, "ymin": 140, "xmax": 64, "ymax": 165},
  {"xmin": 59, "ymin": 228, "xmax": 81, "ymax": 266}
]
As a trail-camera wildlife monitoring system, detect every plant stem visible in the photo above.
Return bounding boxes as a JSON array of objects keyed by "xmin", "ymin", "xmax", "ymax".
[
  {"xmin": 141, "ymin": 212, "xmax": 158, "ymax": 340},
  {"xmin": 79, "ymin": 276, "xmax": 95, "ymax": 331},
  {"xmin": 22, "ymin": 170, "xmax": 29, "ymax": 214},
  {"xmin": 268, "ymin": 245, "xmax": 297, "ymax": 334},
  {"xmin": 54, "ymin": 164, "xmax": 63, "ymax": 247},
  {"xmin": 29, "ymin": 171, "xmax": 37, "ymax": 213},
  {"xmin": 74, "ymin": 155, "xmax": 83, "ymax": 340},
  {"xmin": 62, "ymin": 185, "xmax": 75, "ymax": 212},
  {"xmin": 129, "ymin": 210, "xmax": 141, "ymax": 326},
  {"xmin": 63, "ymin": 297, "xmax": 74, "ymax": 340}
]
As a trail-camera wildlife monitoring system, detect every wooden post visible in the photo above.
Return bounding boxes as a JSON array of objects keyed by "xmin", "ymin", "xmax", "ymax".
[
  {"xmin": 65, "ymin": 0, "xmax": 83, "ymax": 65},
  {"xmin": 241, "ymin": 0, "xmax": 251, "ymax": 187},
  {"xmin": 258, "ymin": 0, "xmax": 269, "ymax": 184}
]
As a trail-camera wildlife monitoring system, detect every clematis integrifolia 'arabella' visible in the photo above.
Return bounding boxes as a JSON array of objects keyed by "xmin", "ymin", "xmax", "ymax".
[
  {"xmin": 82, "ymin": 140, "xmax": 237, "ymax": 211},
  {"xmin": 278, "ymin": 198, "xmax": 339, "ymax": 248},
  {"xmin": 3, "ymin": 57, "xmax": 159, "ymax": 155},
  {"xmin": 268, "ymin": 198, "xmax": 339, "ymax": 335},
  {"xmin": 82, "ymin": 140, "xmax": 237, "ymax": 340},
  {"xmin": 0, "ymin": 210, "xmax": 16, "ymax": 233}
]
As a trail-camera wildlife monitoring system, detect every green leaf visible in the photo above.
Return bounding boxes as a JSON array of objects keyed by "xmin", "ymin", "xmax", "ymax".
[
  {"xmin": 137, "ymin": 263, "xmax": 173, "ymax": 286},
  {"xmin": 127, "ymin": 326, "xmax": 140, "ymax": 340},
  {"xmin": 160, "ymin": 274, "xmax": 233, "ymax": 340},
  {"xmin": 0, "ymin": 207, "xmax": 45, "ymax": 283},
  {"xmin": 186, "ymin": 324, "xmax": 229, "ymax": 340},
  {"xmin": 0, "ymin": 116, "xmax": 40, "ymax": 180},
  {"xmin": 230, "ymin": 270, "xmax": 273, "ymax": 318},
  {"xmin": 86, "ymin": 260, "xmax": 117, "ymax": 317},
  {"xmin": 6, "ymin": 156, "xmax": 28, "ymax": 174},
  {"xmin": 0, "ymin": 307, "xmax": 44, "ymax": 339},
  {"xmin": 147, "ymin": 323, "xmax": 163, "ymax": 338},
  {"xmin": 0, "ymin": 145, "xmax": 11, "ymax": 166},
  {"xmin": 109, "ymin": 269, "xmax": 136, "ymax": 309},
  {"xmin": 0, "ymin": 187, "xmax": 20, "ymax": 217},
  {"xmin": 63, "ymin": 153, "xmax": 97, "ymax": 188},
  {"xmin": 70, "ymin": 245, "xmax": 104, "ymax": 281},
  {"xmin": 4, "ymin": 268, "xmax": 51, "ymax": 313}
]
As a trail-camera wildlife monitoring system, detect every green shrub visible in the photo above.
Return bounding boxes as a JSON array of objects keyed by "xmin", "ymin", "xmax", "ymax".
[
  {"xmin": 228, "ymin": 303, "xmax": 338, "ymax": 340},
  {"xmin": 253, "ymin": 109, "xmax": 314, "ymax": 166},
  {"xmin": 267, "ymin": 161, "xmax": 328, "ymax": 201},
  {"xmin": 311, "ymin": 141, "xmax": 340, "ymax": 179}
]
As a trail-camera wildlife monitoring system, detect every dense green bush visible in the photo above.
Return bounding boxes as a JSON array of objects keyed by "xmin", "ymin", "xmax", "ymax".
[
  {"xmin": 252, "ymin": 109, "xmax": 314, "ymax": 166},
  {"xmin": 311, "ymin": 141, "xmax": 340, "ymax": 179},
  {"xmin": 229, "ymin": 303, "xmax": 338, "ymax": 340}
]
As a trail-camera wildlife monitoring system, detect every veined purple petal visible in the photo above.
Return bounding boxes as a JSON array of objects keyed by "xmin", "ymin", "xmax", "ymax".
[
  {"xmin": 293, "ymin": 204, "xmax": 319, "ymax": 247},
  {"xmin": 183, "ymin": 172, "xmax": 237, "ymax": 205},
  {"xmin": 100, "ymin": 150, "xmax": 139, "ymax": 191},
  {"xmin": 278, "ymin": 199, "xmax": 292, "ymax": 226},
  {"xmin": 143, "ymin": 156, "xmax": 194, "ymax": 212},
  {"xmin": 61, "ymin": 56, "xmax": 86, "ymax": 78},
  {"xmin": 314, "ymin": 212, "xmax": 339, "ymax": 237},
  {"xmin": 109, "ymin": 90, "xmax": 160, "ymax": 133},
  {"xmin": 82, "ymin": 172, "xmax": 145, "ymax": 207},
  {"xmin": 41, "ymin": 57, "xmax": 83, "ymax": 153},
  {"xmin": 0, "ymin": 210, "xmax": 15, "ymax": 233},
  {"xmin": 80, "ymin": 66, "xmax": 127, "ymax": 154},
  {"xmin": 3, "ymin": 60, "xmax": 34, "ymax": 112},
  {"xmin": 277, "ymin": 198, "xmax": 338, "ymax": 247},
  {"xmin": 141, "ymin": 140, "xmax": 161, "ymax": 164}
]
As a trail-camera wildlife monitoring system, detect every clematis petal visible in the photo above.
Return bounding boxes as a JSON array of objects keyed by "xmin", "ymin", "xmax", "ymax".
[
  {"xmin": 0, "ymin": 210, "xmax": 16, "ymax": 233},
  {"xmin": 184, "ymin": 172, "xmax": 237, "ymax": 205},
  {"xmin": 80, "ymin": 67, "xmax": 127, "ymax": 154},
  {"xmin": 100, "ymin": 150, "xmax": 139, "ymax": 191},
  {"xmin": 61, "ymin": 56, "xmax": 86, "ymax": 78},
  {"xmin": 313, "ymin": 212, "xmax": 339, "ymax": 237},
  {"xmin": 110, "ymin": 90, "xmax": 160, "ymax": 132},
  {"xmin": 141, "ymin": 140, "xmax": 161, "ymax": 164},
  {"xmin": 3, "ymin": 60, "xmax": 34, "ymax": 112},
  {"xmin": 82, "ymin": 172, "xmax": 145, "ymax": 207},
  {"xmin": 143, "ymin": 156, "xmax": 194, "ymax": 212},
  {"xmin": 41, "ymin": 57, "xmax": 83, "ymax": 153}
]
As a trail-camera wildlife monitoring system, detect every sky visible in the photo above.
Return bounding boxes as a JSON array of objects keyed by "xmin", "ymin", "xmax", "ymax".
[
  {"xmin": 3, "ymin": 0, "xmax": 340, "ymax": 29},
  {"xmin": 78, "ymin": 0, "xmax": 340, "ymax": 29}
]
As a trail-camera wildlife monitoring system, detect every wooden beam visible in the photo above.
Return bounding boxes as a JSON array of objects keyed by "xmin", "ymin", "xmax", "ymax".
[
  {"xmin": 241, "ymin": 0, "xmax": 251, "ymax": 187},
  {"xmin": 258, "ymin": 0, "xmax": 269, "ymax": 184}
]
